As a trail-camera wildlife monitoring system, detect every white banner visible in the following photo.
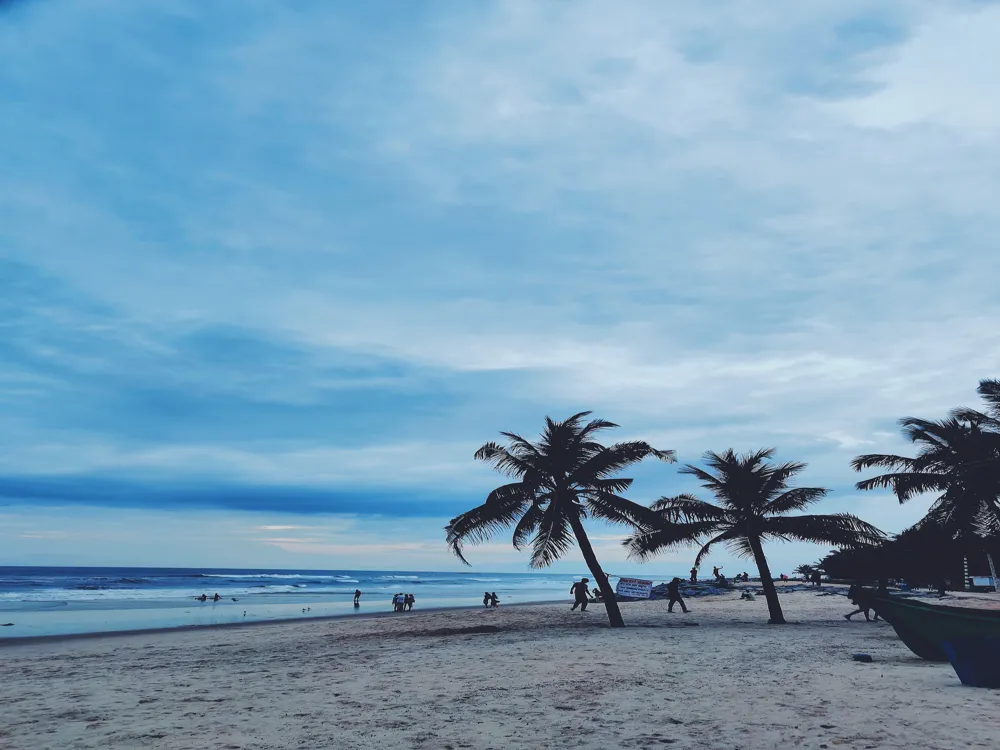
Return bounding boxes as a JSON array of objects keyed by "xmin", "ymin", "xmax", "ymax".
[{"xmin": 615, "ymin": 577, "xmax": 653, "ymax": 599}]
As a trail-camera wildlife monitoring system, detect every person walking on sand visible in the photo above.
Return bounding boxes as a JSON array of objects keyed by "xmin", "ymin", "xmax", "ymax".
[
  {"xmin": 667, "ymin": 577, "xmax": 689, "ymax": 613},
  {"xmin": 489, "ymin": 592, "xmax": 499, "ymax": 608},
  {"xmin": 570, "ymin": 578, "xmax": 590, "ymax": 611},
  {"xmin": 405, "ymin": 593, "xmax": 415, "ymax": 611},
  {"xmin": 354, "ymin": 589, "xmax": 362, "ymax": 606},
  {"xmin": 483, "ymin": 591, "xmax": 491, "ymax": 607},
  {"xmin": 844, "ymin": 581, "xmax": 879, "ymax": 622}
]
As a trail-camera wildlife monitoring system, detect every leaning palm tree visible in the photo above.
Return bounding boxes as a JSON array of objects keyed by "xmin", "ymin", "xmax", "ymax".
[
  {"xmin": 852, "ymin": 413, "xmax": 1000, "ymax": 543},
  {"xmin": 625, "ymin": 449, "xmax": 886, "ymax": 624},
  {"xmin": 445, "ymin": 412, "xmax": 674, "ymax": 627}
]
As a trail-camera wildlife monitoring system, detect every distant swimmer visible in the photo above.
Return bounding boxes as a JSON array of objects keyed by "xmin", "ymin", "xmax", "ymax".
[
  {"xmin": 197, "ymin": 594, "xmax": 207, "ymax": 602},
  {"xmin": 354, "ymin": 589, "xmax": 362, "ymax": 606},
  {"xmin": 212, "ymin": 593, "xmax": 221, "ymax": 602}
]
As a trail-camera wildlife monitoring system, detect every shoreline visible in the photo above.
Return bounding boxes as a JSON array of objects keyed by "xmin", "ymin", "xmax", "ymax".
[{"xmin": 0, "ymin": 597, "xmax": 566, "ymax": 647}]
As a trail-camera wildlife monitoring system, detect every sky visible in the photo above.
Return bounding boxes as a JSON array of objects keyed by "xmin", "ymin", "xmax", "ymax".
[{"xmin": 2, "ymin": 0, "xmax": 999, "ymax": 575}]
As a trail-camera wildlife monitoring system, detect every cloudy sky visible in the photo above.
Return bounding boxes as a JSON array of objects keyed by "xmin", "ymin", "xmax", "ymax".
[{"xmin": 2, "ymin": 0, "xmax": 998, "ymax": 574}]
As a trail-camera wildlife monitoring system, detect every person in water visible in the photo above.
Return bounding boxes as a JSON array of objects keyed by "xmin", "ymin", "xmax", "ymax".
[
  {"xmin": 405, "ymin": 593, "xmax": 415, "ymax": 611},
  {"xmin": 197, "ymin": 593, "xmax": 207, "ymax": 602},
  {"xmin": 489, "ymin": 592, "xmax": 499, "ymax": 608},
  {"xmin": 212, "ymin": 593, "xmax": 221, "ymax": 602},
  {"xmin": 570, "ymin": 578, "xmax": 590, "ymax": 611},
  {"xmin": 666, "ymin": 577, "xmax": 689, "ymax": 613},
  {"xmin": 354, "ymin": 589, "xmax": 362, "ymax": 606}
]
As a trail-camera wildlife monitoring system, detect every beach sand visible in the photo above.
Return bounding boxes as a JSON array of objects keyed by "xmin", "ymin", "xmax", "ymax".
[{"xmin": 1, "ymin": 590, "xmax": 996, "ymax": 750}]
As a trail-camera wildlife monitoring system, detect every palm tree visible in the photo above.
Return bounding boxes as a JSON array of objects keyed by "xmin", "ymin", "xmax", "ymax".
[
  {"xmin": 852, "ymin": 414, "xmax": 1000, "ymax": 544},
  {"xmin": 445, "ymin": 412, "xmax": 674, "ymax": 627},
  {"xmin": 625, "ymin": 449, "xmax": 886, "ymax": 624}
]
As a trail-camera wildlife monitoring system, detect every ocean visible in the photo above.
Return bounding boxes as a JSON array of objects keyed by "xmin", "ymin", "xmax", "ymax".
[{"xmin": 0, "ymin": 566, "xmax": 612, "ymax": 639}]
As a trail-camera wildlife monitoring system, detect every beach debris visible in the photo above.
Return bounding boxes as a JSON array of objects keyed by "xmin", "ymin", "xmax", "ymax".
[{"xmin": 852, "ymin": 653, "xmax": 873, "ymax": 663}]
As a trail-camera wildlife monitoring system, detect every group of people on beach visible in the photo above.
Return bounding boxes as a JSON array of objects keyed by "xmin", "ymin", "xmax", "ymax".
[
  {"xmin": 392, "ymin": 593, "xmax": 415, "ymax": 611},
  {"xmin": 687, "ymin": 566, "xmax": 751, "ymax": 585},
  {"xmin": 482, "ymin": 591, "xmax": 500, "ymax": 607}
]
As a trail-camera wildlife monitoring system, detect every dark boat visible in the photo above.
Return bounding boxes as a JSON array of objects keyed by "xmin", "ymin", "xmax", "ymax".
[{"xmin": 871, "ymin": 593, "xmax": 1000, "ymax": 665}]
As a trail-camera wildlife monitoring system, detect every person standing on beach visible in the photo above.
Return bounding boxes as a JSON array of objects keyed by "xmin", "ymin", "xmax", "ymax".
[
  {"xmin": 690, "ymin": 566, "xmax": 698, "ymax": 583},
  {"xmin": 354, "ymin": 589, "xmax": 362, "ymax": 606},
  {"xmin": 570, "ymin": 578, "xmax": 590, "ymax": 611},
  {"xmin": 489, "ymin": 592, "xmax": 499, "ymax": 608},
  {"xmin": 405, "ymin": 593, "xmax": 415, "ymax": 611},
  {"xmin": 666, "ymin": 577, "xmax": 689, "ymax": 613},
  {"xmin": 483, "ymin": 591, "xmax": 491, "ymax": 607}
]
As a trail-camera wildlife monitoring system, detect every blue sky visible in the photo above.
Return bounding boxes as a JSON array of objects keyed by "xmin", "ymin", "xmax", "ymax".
[{"xmin": 2, "ymin": 0, "xmax": 1000, "ymax": 574}]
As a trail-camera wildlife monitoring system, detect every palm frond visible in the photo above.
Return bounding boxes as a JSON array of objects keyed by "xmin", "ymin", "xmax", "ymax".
[
  {"xmin": 583, "ymin": 491, "xmax": 657, "ymax": 528},
  {"xmin": 473, "ymin": 442, "xmax": 536, "ymax": 478},
  {"xmin": 765, "ymin": 487, "xmax": 828, "ymax": 515},
  {"xmin": 512, "ymin": 501, "xmax": 545, "ymax": 550},
  {"xmin": 624, "ymin": 518, "xmax": 722, "ymax": 561},
  {"xmin": 575, "ymin": 441, "xmax": 675, "ymax": 482},
  {"xmin": 694, "ymin": 528, "xmax": 745, "ymax": 567},
  {"xmin": 445, "ymin": 490, "xmax": 530, "ymax": 564},
  {"xmin": 650, "ymin": 494, "xmax": 727, "ymax": 523},
  {"xmin": 854, "ymin": 472, "xmax": 947, "ymax": 502},
  {"xmin": 850, "ymin": 453, "xmax": 916, "ymax": 473},
  {"xmin": 529, "ymin": 499, "xmax": 576, "ymax": 568},
  {"xmin": 762, "ymin": 513, "xmax": 886, "ymax": 549}
]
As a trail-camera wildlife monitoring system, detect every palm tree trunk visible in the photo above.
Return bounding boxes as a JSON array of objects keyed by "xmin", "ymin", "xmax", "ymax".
[
  {"xmin": 748, "ymin": 534, "xmax": 785, "ymax": 624},
  {"xmin": 568, "ymin": 514, "xmax": 625, "ymax": 628}
]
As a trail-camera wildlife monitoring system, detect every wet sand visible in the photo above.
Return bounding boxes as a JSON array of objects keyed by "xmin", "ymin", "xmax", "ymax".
[{"xmin": 1, "ymin": 590, "xmax": 995, "ymax": 749}]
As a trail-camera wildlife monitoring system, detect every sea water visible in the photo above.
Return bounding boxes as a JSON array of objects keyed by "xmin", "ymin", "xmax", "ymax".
[{"xmin": 0, "ymin": 566, "xmax": 602, "ymax": 638}]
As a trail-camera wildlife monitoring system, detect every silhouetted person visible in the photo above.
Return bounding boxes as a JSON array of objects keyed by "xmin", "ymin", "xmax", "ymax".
[
  {"xmin": 936, "ymin": 578, "xmax": 948, "ymax": 597},
  {"xmin": 489, "ymin": 592, "xmax": 499, "ymax": 608},
  {"xmin": 405, "ymin": 593, "xmax": 414, "ymax": 611},
  {"xmin": 811, "ymin": 570, "xmax": 822, "ymax": 586},
  {"xmin": 197, "ymin": 594, "xmax": 207, "ymax": 602},
  {"xmin": 570, "ymin": 578, "xmax": 590, "ymax": 611},
  {"xmin": 483, "ymin": 591, "xmax": 491, "ymax": 608},
  {"xmin": 666, "ymin": 577, "xmax": 689, "ymax": 613},
  {"xmin": 212, "ymin": 593, "xmax": 221, "ymax": 602},
  {"xmin": 690, "ymin": 566, "xmax": 698, "ymax": 583},
  {"xmin": 712, "ymin": 566, "xmax": 722, "ymax": 580},
  {"xmin": 844, "ymin": 581, "xmax": 877, "ymax": 621},
  {"xmin": 354, "ymin": 589, "xmax": 362, "ymax": 606}
]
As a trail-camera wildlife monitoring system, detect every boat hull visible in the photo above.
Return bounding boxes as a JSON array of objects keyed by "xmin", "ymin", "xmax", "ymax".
[{"xmin": 871, "ymin": 594, "xmax": 1000, "ymax": 664}]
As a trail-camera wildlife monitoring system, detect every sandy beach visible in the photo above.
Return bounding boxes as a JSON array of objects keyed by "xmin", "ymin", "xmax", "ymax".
[{"xmin": 1, "ymin": 589, "xmax": 996, "ymax": 750}]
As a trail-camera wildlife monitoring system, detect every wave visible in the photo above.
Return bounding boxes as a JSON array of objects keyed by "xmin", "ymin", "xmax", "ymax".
[{"xmin": 0, "ymin": 584, "xmax": 367, "ymax": 603}]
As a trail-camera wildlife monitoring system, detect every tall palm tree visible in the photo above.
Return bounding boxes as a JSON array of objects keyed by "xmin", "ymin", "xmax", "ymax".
[
  {"xmin": 445, "ymin": 412, "xmax": 674, "ymax": 628},
  {"xmin": 625, "ymin": 449, "xmax": 885, "ymax": 624},
  {"xmin": 852, "ymin": 413, "xmax": 1000, "ymax": 543}
]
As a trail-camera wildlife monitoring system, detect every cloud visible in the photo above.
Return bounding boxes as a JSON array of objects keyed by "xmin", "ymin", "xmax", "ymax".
[{"xmin": 0, "ymin": 0, "xmax": 998, "ymax": 569}]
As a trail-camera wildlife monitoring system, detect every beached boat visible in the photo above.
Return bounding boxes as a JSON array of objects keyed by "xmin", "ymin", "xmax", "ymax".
[{"xmin": 871, "ymin": 593, "xmax": 1000, "ymax": 663}]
